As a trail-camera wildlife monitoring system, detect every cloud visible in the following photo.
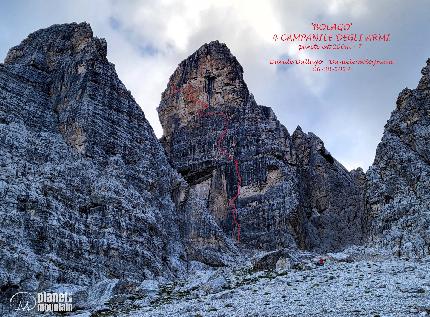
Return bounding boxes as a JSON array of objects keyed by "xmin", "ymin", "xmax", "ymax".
[
  {"xmin": 327, "ymin": 0, "xmax": 369, "ymax": 17},
  {"xmin": 1, "ymin": 0, "xmax": 430, "ymax": 171}
]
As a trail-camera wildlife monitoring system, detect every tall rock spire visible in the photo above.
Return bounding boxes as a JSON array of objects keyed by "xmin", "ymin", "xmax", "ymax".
[{"xmin": 158, "ymin": 40, "xmax": 365, "ymax": 256}]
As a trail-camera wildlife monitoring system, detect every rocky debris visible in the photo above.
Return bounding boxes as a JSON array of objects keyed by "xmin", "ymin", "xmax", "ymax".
[
  {"xmin": 120, "ymin": 253, "xmax": 430, "ymax": 317},
  {"xmin": 366, "ymin": 59, "xmax": 430, "ymax": 258},
  {"xmin": 0, "ymin": 22, "xmax": 186, "ymax": 313},
  {"xmin": 326, "ymin": 245, "xmax": 392, "ymax": 263},
  {"xmin": 158, "ymin": 41, "xmax": 366, "ymax": 257},
  {"xmin": 251, "ymin": 249, "xmax": 291, "ymax": 272}
]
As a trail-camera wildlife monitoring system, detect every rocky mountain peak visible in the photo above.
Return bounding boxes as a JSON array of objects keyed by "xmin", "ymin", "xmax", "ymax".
[
  {"xmin": 166, "ymin": 40, "xmax": 248, "ymax": 104},
  {"xmin": 158, "ymin": 41, "xmax": 251, "ymax": 141},
  {"xmin": 294, "ymin": 125, "xmax": 303, "ymax": 133},
  {"xmin": 417, "ymin": 58, "xmax": 430, "ymax": 91},
  {"xmin": 5, "ymin": 22, "xmax": 107, "ymax": 72},
  {"xmin": 2, "ymin": 21, "xmax": 429, "ymax": 315},
  {"xmin": 156, "ymin": 39, "xmax": 366, "ymax": 257},
  {"xmin": 3, "ymin": 22, "xmax": 153, "ymax": 161},
  {"xmin": 0, "ymin": 23, "xmax": 186, "ymax": 305}
]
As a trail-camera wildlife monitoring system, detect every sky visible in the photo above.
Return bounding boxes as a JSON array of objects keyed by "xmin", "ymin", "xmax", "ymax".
[{"xmin": 1, "ymin": 0, "xmax": 429, "ymax": 171}]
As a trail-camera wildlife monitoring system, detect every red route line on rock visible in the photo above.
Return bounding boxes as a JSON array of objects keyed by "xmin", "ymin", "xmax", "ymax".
[{"xmin": 166, "ymin": 84, "xmax": 241, "ymax": 242}]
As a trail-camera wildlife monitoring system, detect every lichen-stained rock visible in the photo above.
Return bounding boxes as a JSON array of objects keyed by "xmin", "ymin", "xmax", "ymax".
[
  {"xmin": 366, "ymin": 59, "xmax": 430, "ymax": 258},
  {"xmin": 158, "ymin": 41, "xmax": 365, "ymax": 255},
  {"xmin": 0, "ymin": 22, "xmax": 186, "ymax": 303}
]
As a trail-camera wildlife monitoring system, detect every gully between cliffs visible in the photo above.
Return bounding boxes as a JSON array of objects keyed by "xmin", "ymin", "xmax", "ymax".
[{"xmin": 165, "ymin": 83, "xmax": 242, "ymax": 242}]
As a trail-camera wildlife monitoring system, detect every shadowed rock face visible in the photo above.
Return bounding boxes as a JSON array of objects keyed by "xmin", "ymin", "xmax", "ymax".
[
  {"xmin": 0, "ymin": 23, "xmax": 186, "ymax": 298},
  {"xmin": 291, "ymin": 128, "xmax": 366, "ymax": 251},
  {"xmin": 366, "ymin": 59, "xmax": 430, "ymax": 258},
  {"xmin": 158, "ymin": 41, "xmax": 366, "ymax": 256}
]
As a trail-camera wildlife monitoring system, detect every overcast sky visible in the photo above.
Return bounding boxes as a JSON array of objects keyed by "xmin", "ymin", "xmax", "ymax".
[{"xmin": 1, "ymin": 0, "xmax": 429, "ymax": 170}]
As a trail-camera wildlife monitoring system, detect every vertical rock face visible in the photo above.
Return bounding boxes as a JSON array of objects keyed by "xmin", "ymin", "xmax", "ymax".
[
  {"xmin": 158, "ymin": 41, "xmax": 365, "ymax": 257},
  {"xmin": 0, "ymin": 22, "xmax": 185, "ymax": 299},
  {"xmin": 292, "ymin": 128, "xmax": 366, "ymax": 251},
  {"xmin": 366, "ymin": 59, "xmax": 430, "ymax": 258},
  {"xmin": 158, "ymin": 41, "xmax": 299, "ymax": 256}
]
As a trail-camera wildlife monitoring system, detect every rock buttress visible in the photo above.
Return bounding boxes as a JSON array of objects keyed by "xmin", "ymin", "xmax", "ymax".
[
  {"xmin": 366, "ymin": 59, "xmax": 430, "ymax": 258},
  {"xmin": 0, "ymin": 22, "xmax": 186, "ymax": 303}
]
